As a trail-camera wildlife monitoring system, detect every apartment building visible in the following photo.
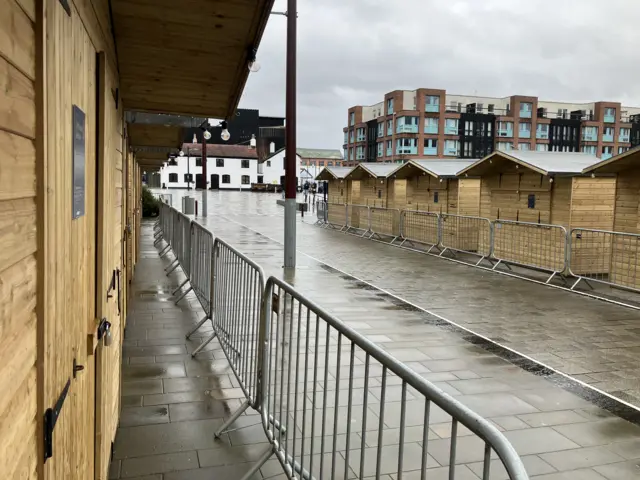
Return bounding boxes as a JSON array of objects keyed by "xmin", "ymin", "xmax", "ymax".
[{"xmin": 343, "ymin": 89, "xmax": 640, "ymax": 165}]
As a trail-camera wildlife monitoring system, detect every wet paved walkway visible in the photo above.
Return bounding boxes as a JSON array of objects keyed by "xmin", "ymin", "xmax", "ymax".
[{"xmin": 113, "ymin": 191, "xmax": 640, "ymax": 479}]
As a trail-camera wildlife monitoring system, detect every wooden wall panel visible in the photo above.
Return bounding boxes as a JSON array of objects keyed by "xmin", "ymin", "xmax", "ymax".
[
  {"xmin": 327, "ymin": 178, "xmax": 347, "ymax": 204},
  {"xmin": 457, "ymin": 179, "xmax": 480, "ymax": 216},
  {"xmin": 0, "ymin": 1, "xmax": 38, "ymax": 478},
  {"xmin": 359, "ymin": 177, "xmax": 387, "ymax": 207},
  {"xmin": 405, "ymin": 176, "xmax": 450, "ymax": 213},
  {"xmin": 549, "ymin": 177, "xmax": 572, "ymax": 228},
  {"xmin": 570, "ymin": 177, "xmax": 616, "ymax": 230}
]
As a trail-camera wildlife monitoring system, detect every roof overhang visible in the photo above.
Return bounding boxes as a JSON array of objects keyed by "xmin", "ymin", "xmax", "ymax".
[
  {"xmin": 345, "ymin": 163, "xmax": 401, "ymax": 181},
  {"xmin": 582, "ymin": 146, "xmax": 640, "ymax": 174},
  {"xmin": 393, "ymin": 161, "xmax": 440, "ymax": 180},
  {"xmin": 457, "ymin": 151, "xmax": 549, "ymax": 177},
  {"xmin": 315, "ymin": 167, "xmax": 354, "ymax": 181},
  {"xmin": 112, "ymin": 0, "xmax": 275, "ymax": 118}
]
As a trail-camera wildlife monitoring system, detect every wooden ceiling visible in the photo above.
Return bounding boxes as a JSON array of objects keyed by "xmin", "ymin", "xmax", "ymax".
[{"xmin": 111, "ymin": 0, "xmax": 275, "ymax": 118}]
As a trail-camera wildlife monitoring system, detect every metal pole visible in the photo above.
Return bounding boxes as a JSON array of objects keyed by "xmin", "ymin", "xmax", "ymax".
[
  {"xmin": 187, "ymin": 147, "xmax": 191, "ymax": 190},
  {"xmin": 284, "ymin": 0, "xmax": 297, "ymax": 268},
  {"xmin": 202, "ymin": 133, "xmax": 208, "ymax": 217}
]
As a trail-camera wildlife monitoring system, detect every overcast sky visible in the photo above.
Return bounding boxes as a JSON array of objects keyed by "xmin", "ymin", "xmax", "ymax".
[{"xmin": 239, "ymin": 0, "xmax": 640, "ymax": 152}]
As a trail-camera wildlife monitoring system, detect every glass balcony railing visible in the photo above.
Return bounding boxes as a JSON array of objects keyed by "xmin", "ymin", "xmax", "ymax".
[
  {"xmin": 620, "ymin": 133, "xmax": 630, "ymax": 143},
  {"xmin": 356, "ymin": 135, "xmax": 366, "ymax": 142},
  {"xmin": 424, "ymin": 146, "xmax": 437, "ymax": 156},
  {"xmin": 444, "ymin": 147, "xmax": 459, "ymax": 156},
  {"xmin": 444, "ymin": 125, "xmax": 458, "ymax": 135},
  {"xmin": 604, "ymin": 113, "xmax": 615, "ymax": 123},
  {"xmin": 425, "ymin": 104, "xmax": 439, "ymax": 113},
  {"xmin": 536, "ymin": 130, "xmax": 549, "ymax": 140},
  {"xmin": 582, "ymin": 132, "xmax": 598, "ymax": 142},
  {"xmin": 386, "ymin": 148, "xmax": 392, "ymax": 156},
  {"xmin": 601, "ymin": 152, "xmax": 613, "ymax": 160},
  {"xmin": 602, "ymin": 133, "xmax": 614, "ymax": 142},
  {"xmin": 519, "ymin": 130, "xmax": 531, "ymax": 139},
  {"xmin": 520, "ymin": 109, "xmax": 532, "ymax": 118},
  {"xmin": 424, "ymin": 124, "xmax": 438, "ymax": 134},
  {"xmin": 356, "ymin": 154, "xmax": 365, "ymax": 160},
  {"xmin": 396, "ymin": 146, "xmax": 418, "ymax": 155},
  {"xmin": 497, "ymin": 129, "xmax": 513, "ymax": 137},
  {"xmin": 396, "ymin": 124, "xmax": 419, "ymax": 134}
]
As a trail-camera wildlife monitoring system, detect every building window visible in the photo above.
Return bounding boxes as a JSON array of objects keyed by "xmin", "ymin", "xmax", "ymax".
[
  {"xmin": 423, "ymin": 138, "xmax": 438, "ymax": 155},
  {"xmin": 266, "ymin": 160, "xmax": 271, "ymax": 167},
  {"xmin": 387, "ymin": 98, "xmax": 394, "ymax": 115},
  {"xmin": 581, "ymin": 145, "xmax": 597, "ymax": 154},
  {"xmin": 349, "ymin": 148, "xmax": 354, "ymax": 161},
  {"xmin": 582, "ymin": 126, "xmax": 598, "ymax": 141},
  {"xmin": 497, "ymin": 121, "xmax": 513, "ymax": 137},
  {"xmin": 168, "ymin": 173, "xmax": 178, "ymax": 183},
  {"xmin": 396, "ymin": 116, "xmax": 419, "ymax": 133},
  {"xmin": 184, "ymin": 173, "xmax": 193, "ymax": 182},
  {"xmin": 518, "ymin": 143, "xmax": 531, "ymax": 151},
  {"xmin": 386, "ymin": 120, "xmax": 393, "ymax": 136},
  {"xmin": 377, "ymin": 122, "xmax": 384, "ymax": 137},
  {"xmin": 536, "ymin": 124, "xmax": 549, "ymax": 140},
  {"xmin": 222, "ymin": 175, "xmax": 230, "ymax": 184},
  {"xmin": 536, "ymin": 144, "xmax": 548, "ymax": 152},
  {"xmin": 241, "ymin": 159, "xmax": 250, "ymax": 168},
  {"xmin": 444, "ymin": 118, "xmax": 458, "ymax": 135},
  {"xmin": 356, "ymin": 146, "xmax": 365, "ymax": 160},
  {"xmin": 602, "ymin": 146, "xmax": 613, "ymax": 159},
  {"xmin": 349, "ymin": 130, "xmax": 354, "ymax": 143},
  {"xmin": 350, "ymin": 112, "xmax": 355, "ymax": 126},
  {"xmin": 619, "ymin": 146, "xmax": 629, "ymax": 154},
  {"xmin": 385, "ymin": 140, "xmax": 392, "ymax": 156},
  {"xmin": 519, "ymin": 122, "xmax": 531, "ymax": 138},
  {"xmin": 216, "ymin": 158, "xmax": 224, "ymax": 167},
  {"xmin": 344, "ymin": 131, "xmax": 348, "ymax": 144},
  {"xmin": 425, "ymin": 95, "xmax": 439, "ymax": 113},
  {"xmin": 356, "ymin": 128, "xmax": 366, "ymax": 141},
  {"xmin": 195, "ymin": 157, "xmax": 202, "ymax": 167},
  {"xmin": 463, "ymin": 121, "xmax": 474, "ymax": 136},
  {"xmin": 319, "ymin": 161, "xmax": 325, "ymax": 167},
  {"xmin": 463, "ymin": 141, "xmax": 473, "ymax": 157},
  {"xmin": 497, "ymin": 142, "xmax": 513, "ymax": 151},
  {"xmin": 604, "ymin": 107, "xmax": 616, "ymax": 123},
  {"xmin": 519, "ymin": 102, "xmax": 533, "ymax": 118},
  {"xmin": 444, "ymin": 140, "xmax": 459, "ymax": 156},
  {"xmin": 619, "ymin": 127, "xmax": 631, "ymax": 142},
  {"xmin": 396, "ymin": 138, "xmax": 417, "ymax": 154},
  {"xmin": 602, "ymin": 127, "xmax": 614, "ymax": 142},
  {"xmin": 377, "ymin": 142, "xmax": 383, "ymax": 157},
  {"xmin": 241, "ymin": 175, "xmax": 250, "ymax": 185},
  {"xmin": 424, "ymin": 117, "xmax": 438, "ymax": 134}
]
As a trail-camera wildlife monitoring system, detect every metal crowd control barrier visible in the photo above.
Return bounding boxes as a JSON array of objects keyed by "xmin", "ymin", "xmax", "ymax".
[
  {"xmin": 345, "ymin": 204, "xmax": 370, "ymax": 236},
  {"xmin": 165, "ymin": 210, "xmax": 191, "ymax": 276},
  {"xmin": 254, "ymin": 277, "xmax": 529, "ymax": 480},
  {"xmin": 368, "ymin": 206, "xmax": 401, "ymax": 241},
  {"xmin": 569, "ymin": 228, "xmax": 640, "ymax": 293},
  {"xmin": 325, "ymin": 202, "xmax": 347, "ymax": 230},
  {"xmin": 315, "ymin": 200, "xmax": 327, "ymax": 225},
  {"xmin": 492, "ymin": 220, "xmax": 567, "ymax": 284},
  {"xmin": 154, "ymin": 202, "xmax": 171, "ymax": 249},
  {"xmin": 440, "ymin": 214, "xmax": 492, "ymax": 265},
  {"xmin": 399, "ymin": 210, "xmax": 440, "ymax": 252},
  {"xmin": 175, "ymin": 222, "xmax": 214, "ymax": 308}
]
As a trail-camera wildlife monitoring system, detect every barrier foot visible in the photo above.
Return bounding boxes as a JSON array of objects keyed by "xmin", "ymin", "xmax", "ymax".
[
  {"xmin": 165, "ymin": 261, "xmax": 179, "ymax": 275},
  {"xmin": 239, "ymin": 447, "xmax": 274, "ymax": 480},
  {"xmin": 399, "ymin": 238, "xmax": 407, "ymax": 247},
  {"xmin": 475, "ymin": 256, "xmax": 487, "ymax": 266},
  {"xmin": 545, "ymin": 271, "xmax": 558, "ymax": 284},
  {"xmin": 185, "ymin": 314, "xmax": 210, "ymax": 340},
  {"xmin": 174, "ymin": 286, "xmax": 193, "ymax": 305},
  {"xmin": 214, "ymin": 399, "xmax": 250, "ymax": 438},
  {"xmin": 438, "ymin": 247, "xmax": 450, "ymax": 258},
  {"xmin": 570, "ymin": 277, "xmax": 582, "ymax": 290},
  {"xmin": 191, "ymin": 331, "xmax": 217, "ymax": 356},
  {"xmin": 491, "ymin": 259, "xmax": 502, "ymax": 271},
  {"xmin": 158, "ymin": 245, "xmax": 171, "ymax": 257},
  {"xmin": 426, "ymin": 244, "xmax": 439, "ymax": 254},
  {"xmin": 172, "ymin": 279, "xmax": 189, "ymax": 295}
]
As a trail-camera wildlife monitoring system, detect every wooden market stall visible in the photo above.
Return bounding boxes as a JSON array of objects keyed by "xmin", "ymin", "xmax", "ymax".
[
  {"xmin": 392, "ymin": 159, "xmax": 479, "ymax": 214},
  {"xmin": 457, "ymin": 151, "xmax": 616, "ymax": 274},
  {"xmin": 315, "ymin": 166, "xmax": 354, "ymax": 204},
  {"xmin": 342, "ymin": 163, "xmax": 402, "ymax": 207},
  {"xmin": 582, "ymin": 146, "xmax": 640, "ymax": 289}
]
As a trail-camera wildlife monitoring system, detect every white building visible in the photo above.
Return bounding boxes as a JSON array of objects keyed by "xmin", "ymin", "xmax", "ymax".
[{"xmin": 159, "ymin": 143, "xmax": 299, "ymax": 190}]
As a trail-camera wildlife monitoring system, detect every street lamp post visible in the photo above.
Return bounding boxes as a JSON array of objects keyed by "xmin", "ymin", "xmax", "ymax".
[
  {"xmin": 202, "ymin": 133, "xmax": 208, "ymax": 217},
  {"xmin": 283, "ymin": 0, "xmax": 297, "ymax": 269}
]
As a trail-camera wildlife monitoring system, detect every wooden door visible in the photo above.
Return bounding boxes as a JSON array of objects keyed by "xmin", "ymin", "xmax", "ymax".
[
  {"xmin": 43, "ymin": 1, "xmax": 97, "ymax": 478},
  {"xmin": 93, "ymin": 52, "xmax": 124, "ymax": 480}
]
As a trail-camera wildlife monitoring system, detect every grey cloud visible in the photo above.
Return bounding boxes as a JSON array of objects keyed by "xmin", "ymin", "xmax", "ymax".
[{"xmin": 239, "ymin": 0, "xmax": 640, "ymax": 151}]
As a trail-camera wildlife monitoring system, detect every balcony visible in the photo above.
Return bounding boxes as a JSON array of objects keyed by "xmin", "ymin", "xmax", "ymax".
[
  {"xmin": 519, "ymin": 129, "xmax": 531, "ymax": 139},
  {"xmin": 444, "ymin": 146, "xmax": 459, "ymax": 156},
  {"xmin": 377, "ymin": 130, "xmax": 383, "ymax": 138},
  {"xmin": 396, "ymin": 146, "xmax": 418, "ymax": 155},
  {"xmin": 620, "ymin": 132, "xmax": 630, "ymax": 143},
  {"xmin": 356, "ymin": 153, "xmax": 365, "ymax": 160},
  {"xmin": 497, "ymin": 127, "xmax": 513, "ymax": 137},
  {"xmin": 357, "ymin": 135, "xmax": 366, "ymax": 142},
  {"xmin": 602, "ymin": 152, "xmax": 613, "ymax": 160},
  {"xmin": 425, "ymin": 104, "xmax": 439, "ymax": 113},
  {"xmin": 444, "ymin": 125, "xmax": 458, "ymax": 135},
  {"xmin": 396, "ymin": 124, "xmax": 419, "ymax": 134},
  {"xmin": 604, "ymin": 113, "xmax": 616, "ymax": 123},
  {"xmin": 602, "ymin": 132, "xmax": 614, "ymax": 143},
  {"xmin": 386, "ymin": 148, "xmax": 392, "ymax": 157},
  {"xmin": 582, "ymin": 131, "xmax": 598, "ymax": 142},
  {"xmin": 536, "ymin": 129, "xmax": 549, "ymax": 140},
  {"xmin": 424, "ymin": 146, "xmax": 437, "ymax": 156},
  {"xmin": 520, "ymin": 109, "xmax": 532, "ymax": 119},
  {"xmin": 424, "ymin": 124, "xmax": 438, "ymax": 134}
]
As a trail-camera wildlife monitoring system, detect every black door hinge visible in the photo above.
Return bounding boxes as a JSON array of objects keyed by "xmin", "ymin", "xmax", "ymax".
[{"xmin": 44, "ymin": 378, "xmax": 71, "ymax": 462}]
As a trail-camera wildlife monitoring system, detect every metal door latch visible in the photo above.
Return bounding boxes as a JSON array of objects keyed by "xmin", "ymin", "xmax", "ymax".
[
  {"xmin": 43, "ymin": 378, "xmax": 71, "ymax": 462},
  {"xmin": 73, "ymin": 358, "xmax": 84, "ymax": 378},
  {"xmin": 98, "ymin": 318, "xmax": 113, "ymax": 347}
]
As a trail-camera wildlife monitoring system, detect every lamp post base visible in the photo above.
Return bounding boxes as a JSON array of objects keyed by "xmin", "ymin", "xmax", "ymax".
[{"xmin": 283, "ymin": 198, "xmax": 297, "ymax": 268}]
